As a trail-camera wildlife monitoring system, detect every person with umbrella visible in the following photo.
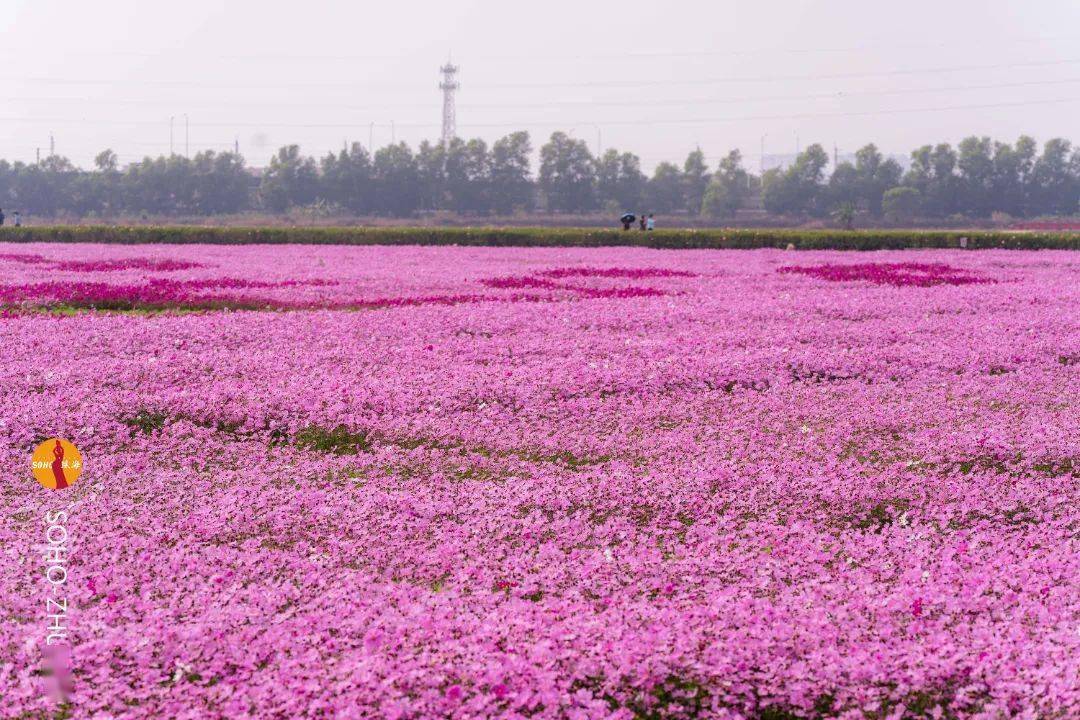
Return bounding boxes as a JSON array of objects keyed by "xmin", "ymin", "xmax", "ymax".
[{"xmin": 620, "ymin": 212, "xmax": 636, "ymax": 231}]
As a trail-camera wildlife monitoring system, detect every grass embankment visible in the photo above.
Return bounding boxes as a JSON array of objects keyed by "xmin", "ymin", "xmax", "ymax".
[{"xmin": 1, "ymin": 225, "xmax": 1078, "ymax": 249}]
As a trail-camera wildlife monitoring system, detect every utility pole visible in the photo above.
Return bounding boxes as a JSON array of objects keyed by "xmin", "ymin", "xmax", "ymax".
[
  {"xmin": 235, "ymin": 137, "xmax": 240, "ymax": 155},
  {"xmin": 439, "ymin": 60, "xmax": 459, "ymax": 146},
  {"xmin": 36, "ymin": 148, "xmax": 40, "ymax": 164},
  {"xmin": 49, "ymin": 133, "xmax": 55, "ymax": 157},
  {"xmin": 833, "ymin": 143, "xmax": 838, "ymax": 167},
  {"xmin": 170, "ymin": 116, "xmax": 175, "ymax": 155},
  {"xmin": 184, "ymin": 114, "xmax": 190, "ymax": 158},
  {"xmin": 760, "ymin": 134, "xmax": 767, "ymax": 176}
]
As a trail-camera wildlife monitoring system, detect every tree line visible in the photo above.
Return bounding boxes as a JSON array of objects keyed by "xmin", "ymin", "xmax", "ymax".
[{"xmin": 0, "ymin": 132, "xmax": 1076, "ymax": 220}]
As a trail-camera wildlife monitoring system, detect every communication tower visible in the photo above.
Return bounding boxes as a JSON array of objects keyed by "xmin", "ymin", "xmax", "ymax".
[{"xmin": 439, "ymin": 61, "xmax": 459, "ymax": 145}]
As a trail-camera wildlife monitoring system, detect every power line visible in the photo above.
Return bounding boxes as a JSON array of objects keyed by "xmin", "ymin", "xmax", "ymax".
[
  {"xmin": 472, "ymin": 58, "xmax": 1080, "ymax": 89},
  {"xmin": 12, "ymin": 77, "xmax": 1080, "ymax": 113},
  {"xmin": 1, "ymin": 95, "xmax": 1078, "ymax": 132},
  {"xmin": 0, "ymin": 35, "xmax": 1072, "ymax": 61},
  {"xmin": 468, "ymin": 77, "xmax": 1080, "ymax": 110},
  {"xmin": 3, "ymin": 58, "xmax": 1079, "ymax": 91}
]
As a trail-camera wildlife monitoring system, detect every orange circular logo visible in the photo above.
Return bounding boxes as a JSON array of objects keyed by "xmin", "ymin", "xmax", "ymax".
[{"xmin": 31, "ymin": 439, "xmax": 83, "ymax": 491}]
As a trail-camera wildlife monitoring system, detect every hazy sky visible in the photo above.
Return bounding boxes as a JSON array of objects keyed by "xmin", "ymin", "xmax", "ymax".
[{"xmin": 1, "ymin": 0, "xmax": 1078, "ymax": 172}]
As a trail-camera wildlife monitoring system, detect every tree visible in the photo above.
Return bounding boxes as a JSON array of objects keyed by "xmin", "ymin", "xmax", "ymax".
[
  {"xmin": 94, "ymin": 150, "xmax": 118, "ymax": 173},
  {"xmin": 1029, "ymin": 138, "xmax": 1077, "ymax": 216},
  {"xmin": 93, "ymin": 149, "xmax": 122, "ymax": 215},
  {"xmin": 957, "ymin": 136, "xmax": 994, "ymax": 217},
  {"xmin": 321, "ymin": 143, "xmax": 373, "ymax": 214},
  {"xmin": 191, "ymin": 151, "xmax": 250, "ymax": 214},
  {"xmin": 13, "ymin": 155, "xmax": 79, "ymax": 216},
  {"xmin": 1071, "ymin": 145, "xmax": 1080, "ymax": 212},
  {"xmin": 682, "ymin": 148, "xmax": 710, "ymax": 214},
  {"xmin": 489, "ymin": 131, "xmax": 533, "ymax": 214},
  {"xmin": 445, "ymin": 138, "xmax": 492, "ymax": 214},
  {"xmin": 0, "ymin": 129, "xmax": 1074, "ymax": 220},
  {"xmin": 832, "ymin": 202, "xmax": 856, "ymax": 230},
  {"xmin": 904, "ymin": 143, "xmax": 959, "ymax": 217},
  {"xmin": 595, "ymin": 149, "xmax": 622, "ymax": 212},
  {"xmin": 260, "ymin": 145, "xmax": 318, "ymax": 212},
  {"xmin": 616, "ymin": 153, "xmax": 647, "ymax": 214},
  {"xmin": 539, "ymin": 132, "xmax": 596, "ymax": 213},
  {"xmin": 595, "ymin": 149, "xmax": 646, "ymax": 212},
  {"xmin": 989, "ymin": 136, "xmax": 1036, "ymax": 216},
  {"xmin": 762, "ymin": 144, "xmax": 829, "ymax": 216},
  {"xmin": 0, "ymin": 161, "xmax": 13, "ymax": 211},
  {"xmin": 123, "ymin": 155, "xmax": 194, "ymax": 215},
  {"xmin": 415, "ymin": 140, "xmax": 447, "ymax": 212},
  {"xmin": 882, "ymin": 186, "xmax": 921, "ymax": 224},
  {"xmin": 827, "ymin": 161, "xmax": 859, "ymax": 209},
  {"xmin": 826, "ymin": 145, "xmax": 901, "ymax": 215},
  {"xmin": 372, "ymin": 142, "xmax": 420, "ymax": 216},
  {"xmin": 853, "ymin": 144, "xmax": 902, "ymax": 216},
  {"xmin": 701, "ymin": 149, "xmax": 748, "ymax": 218},
  {"xmin": 646, "ymin": 162, "xmax": 684, "ymax": 214}
]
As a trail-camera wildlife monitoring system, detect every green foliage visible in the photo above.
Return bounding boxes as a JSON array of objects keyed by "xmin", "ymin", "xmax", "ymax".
[
  {"xmin": 94, "ymin": 149, "xmax": 118, "ymax": 173},
  {"xmin": 855, "ymin": 144, "xmax": 904, "ymax": 216},
  {"xmin": 702, "ymin": 150, "xmax": 749, "ymax": 218},
  {"xmin": 762, "ymin": 144, "xmax": 830, "ymax": 216},
  {"xmin": 681, "ymin": 148, "xmax": 710, "ymax": 214},
  {"xmin": 120, "ymin": 409, "xmax": 171, "ymax": 435},
  {"xmin": 855, "ymin": 498, "xmax": 911, "ymax": 532},
  {"xmin": 372, "ymin": 143, "xmax": 421, "ymax": 216},
  {"xmin": 3, "ymin": 225, "xmax": 1077, "ymax": 249},
  {"xmin": 539, "ymin": 132, "xmax": 596, "ymax": 212},
  {"xmin": 444, "ymin": 138, "xmax": 493, "ymax": 214},
  {"xmin": 827, "ymin": 145, "xmax": 901, "ymax": 217},
  {"xmin": 646, "ymin": 162, "xmax": 684, "ymax": 214},
  {"xmin": 489, "ymin": 132, "xmax": 533, "ymax": 214},
  {"xmin": 957, "ymin": 136, "xmax": 995, "ymax": 217},
  {"xmin": 904, "ymin": 143, "xmax": 961, "ymax": 216},
  {"xmin": 294, "ymin": 424, "xmax": 373, "ymax": 455},
  {"xmin": 595, "ymin": 149, "xmax": 646, "ymax": 212},
  {"xmin": 883, "ymin": 186, "xmax": 922, "ymax": 224},
  {"xmin": 1030, "ymin": 138, "xmax": 1077, "ymax": 215},
  {"xmin": 903, "ymin": 135, "xmax": 1078, "ymax": 219},
  {"xmin": 320, "ymin": 143, "xmax": 373, "ymax": 214},
  {"xmin": 259, "ymin": 145, "xmax": 319, "ymax": 212},
  {"xmin": 1, "ymin": 133, "xmax": 1075, "ymax": 220},
  {"xmin": 832, "ymin": 202, "xmax": 856, "ymax": 230}
]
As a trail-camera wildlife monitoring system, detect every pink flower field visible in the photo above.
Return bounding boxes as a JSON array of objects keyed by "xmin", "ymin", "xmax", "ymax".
[{"xmin": 1, "ymin": 243, "xmax": 1078, "ymax": 719}]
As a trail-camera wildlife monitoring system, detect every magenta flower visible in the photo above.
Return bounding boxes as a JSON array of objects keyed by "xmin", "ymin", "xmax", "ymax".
[{"xmin": 0, "ymin": 244, "xmax": 1074, "ymax": 718}]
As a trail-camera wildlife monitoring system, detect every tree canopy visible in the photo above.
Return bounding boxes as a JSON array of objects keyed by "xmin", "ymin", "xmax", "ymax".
[{"xmin": 0, "ymin": 132, "xmax": 1075, "ymax": 220}]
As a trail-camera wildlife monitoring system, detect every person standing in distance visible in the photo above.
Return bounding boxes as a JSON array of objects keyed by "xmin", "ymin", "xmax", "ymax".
[
  {"xmin": 13, "ymin": 211, "xmax": 20, "ymax": 227},
  {"xmin": 646, "ymin": 213, "xmax": 655, "ymax": 231},
  {"xmin": 0, "ymin": 207, "xmax": 5, "ymax": 226}
]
